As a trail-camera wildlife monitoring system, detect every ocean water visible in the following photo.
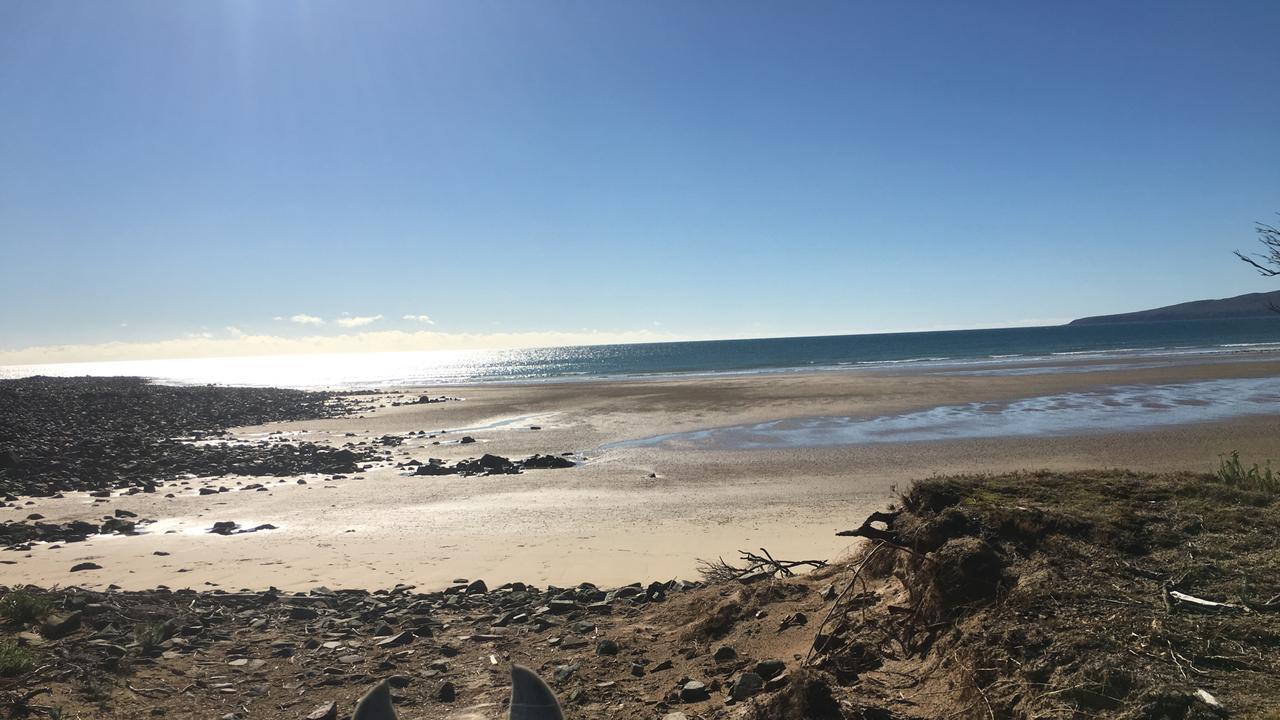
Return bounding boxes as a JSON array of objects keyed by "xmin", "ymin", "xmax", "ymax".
[
  {"xmin": 612, "ymin": 376, "xmax": 1280, "ymax": 450},
  {"xmin": 4, "ymin": 317, "xmax": 1280, "ymax": 389}
]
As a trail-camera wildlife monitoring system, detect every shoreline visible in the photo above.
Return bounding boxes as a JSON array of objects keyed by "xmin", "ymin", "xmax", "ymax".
[{"xmin": 3, "ymin": 356, "xmax": 1279, "ymax": 594}]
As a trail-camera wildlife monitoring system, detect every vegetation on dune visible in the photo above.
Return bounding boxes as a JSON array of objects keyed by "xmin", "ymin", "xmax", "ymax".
[
  {"xmin": 1215, "ymin": 450, "xmax": 1278, "ymax": 495},
  {"xmin": 808, "ymin": 470, "xmax": 1280, "ymax": 719},
  {"xmin": 0, "ymin": 587, "xmax": 52, "ymax": 626},
  {"xmin": 0, "ymin": 639, "xmax": 36, "ymax": 677}
]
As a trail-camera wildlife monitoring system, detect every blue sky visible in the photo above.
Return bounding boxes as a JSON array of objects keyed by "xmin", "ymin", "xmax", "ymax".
[{"xmin": 2, "ymin": 1, "xmax": 1278, "ymax": 361}]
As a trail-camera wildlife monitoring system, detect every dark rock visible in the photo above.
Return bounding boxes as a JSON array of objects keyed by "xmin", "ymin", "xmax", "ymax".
[
  {"xmin": 42, "ymin": 611, "xmax": 82, "ymax": 639},
  {"xmin": 436, "ymin": 681, "xmax": 456, "ymax": 702},
  {"xmin": 521, "ymin": 454, "xmax": 575, "ymax": 470},
  {"xmin": 714, "ymin": 645, "xmax": 738, "ymax": 662},
  {"xmin": 680, "ymin": 681, "xmax": 709, "ymax": 703},
  {"xmin": 289, "ymin": 606, "xmax": 320, "ymax": 621},
  {"xmin": 459, "ymin": 436, "xmax": 476, "ymax": 444},
  {"xmin": 376, "ymin": 631, "xmax": 414, "ymax": 648},
  {"xmin": 755, "ymin": 659, "xmax": 786, "ymax": 680},
  {"xmin": 596, "ymin": 638, "xmax": 619, "ymax": 656},
  {"xmin": 466, "ymin": 579, "xmax": 487, "ymax": 594},
  {"xmin": 70, "ymin": 562, "xmax": 101, "ymax": 572},
  {"xmin": 729, "ymin": 672, "xmax": 763, "ymax": 700}
]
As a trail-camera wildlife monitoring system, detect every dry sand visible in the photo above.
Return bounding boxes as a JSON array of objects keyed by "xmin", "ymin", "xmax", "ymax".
[{"xmin": 4, "ymin": 358, "xmax": 1279, "ymax": 592}]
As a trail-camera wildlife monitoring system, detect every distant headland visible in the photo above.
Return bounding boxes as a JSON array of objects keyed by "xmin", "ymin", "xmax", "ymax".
[{"xmin": 1069, "ymin": 290, "xmax": 1280, "ymax": 325}]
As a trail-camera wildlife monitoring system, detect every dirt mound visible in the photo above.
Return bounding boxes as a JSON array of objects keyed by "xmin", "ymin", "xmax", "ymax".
[{"xmin": 811, "ymin": 470, "xmax": 1280, "ymax": 719}]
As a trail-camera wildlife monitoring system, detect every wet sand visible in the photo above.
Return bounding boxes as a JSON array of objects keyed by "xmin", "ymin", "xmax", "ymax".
[{"xmin": 4, "ymin": 357, "xmax": 1279, "ymax": 591}]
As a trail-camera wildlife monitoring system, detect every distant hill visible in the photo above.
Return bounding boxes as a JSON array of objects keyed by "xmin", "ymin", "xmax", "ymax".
[{"xmin": 1069, "ymin": 290, "xmax": 1280, "ymax": 325}]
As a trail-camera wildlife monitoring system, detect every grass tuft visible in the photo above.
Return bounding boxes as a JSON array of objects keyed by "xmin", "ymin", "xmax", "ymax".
[
  {"xmin": 0, "ymin": 639, "xmax": 36, "ymax": 677},
  {"xmin": 1216, "ymin": 451, "xmax": 1279, "ymax": 495},
  {"xmin": 0, "ymin": 588, "xmax": 53, "ymax": 626},
  {"xmin": 132, "ymin": 621, "xmax": 167, "ymax": 657}
]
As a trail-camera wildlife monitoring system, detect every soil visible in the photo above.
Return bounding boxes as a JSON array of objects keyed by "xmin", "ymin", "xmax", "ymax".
[{"xmin": 2, "ymin": 471, "xmax": 1277, "ymax": 719}]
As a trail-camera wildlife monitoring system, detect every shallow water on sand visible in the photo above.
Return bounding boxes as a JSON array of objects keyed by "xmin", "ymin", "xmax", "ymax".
[{"xmin": 613, "ymin": 377, "xmax": 1280, "ymax": 450}]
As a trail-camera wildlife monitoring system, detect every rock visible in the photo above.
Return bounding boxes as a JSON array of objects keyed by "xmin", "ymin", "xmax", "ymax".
[
  {"xmin": 466, "ymin": 579, "xmax": 487, "ymax": 594},
  {"xmin": 547, "ymin": 599, "xmax": 579, "ymax": 614},
  {"xmin": 714, "ymin": 645, "xmax": 738, "ymax": 662},
  {"xmin": 413, "ymin": 463, "xmax": 455, "ymax": 476},
  {"xmin": 521, "ymin": 454, "xmax": 575, "ymax": 469},
  {"xmin": 459, "ymin": 436, "xmax": 476, "ymax": 444},
  {"xmin": 680, "ymin": 681, "xmax": 710, "ymax": 703},
  {"xmin": 41, "ymin": 611, "xmax": 82, "ymax": 639},
  {"xmin": 289, "ymin": 606, "xmax": 319, "ymax": 620},
  {"xmin": 755, "ymin": 659, "xmax": 786, "ymax": 680},
  {"xmin": 436, "ymin": 681, "xmax": 456, "ymax": 702},
  {"xmin": 376, "ymin": 631, "xmax": 414, "ymax": 648},
  {"xmin": 70, "ymin": 562, "xmax": 101, "ymax": 572},
  {"xmin": 764, "ymin": 671, "xmax": 789, "ymax": 692},
  {"xmin": 596, "ymin": 638, "xmax": 619, "ymax": 656},
  {"xmin": 304, "ymin": 702, "xmax": 337, "ymax": 720},
  {"xmin": 552, "ymin": 664, "xmax": 578, "ymax": 684},
  {"xmin": 730, "ymin": 672, "xmax": 764, "ymax": 700},
  {"xmin": 663, "ymin": 714, "xmax": 690, "ymax": 720}
]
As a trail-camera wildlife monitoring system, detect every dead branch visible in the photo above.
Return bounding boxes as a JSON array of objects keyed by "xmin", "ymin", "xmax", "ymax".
[
  {"xmin": 695, "ymin": 548, "xmax": 827, "ymax": 583},
  {"xmin": 836, "ymin": 510, "xmax": 902, "ymax": 544}
]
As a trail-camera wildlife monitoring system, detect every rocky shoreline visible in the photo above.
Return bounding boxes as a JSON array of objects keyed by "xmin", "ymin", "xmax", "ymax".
[{"xmin": 0, "ymin": 377, "xmax": 370, "ymax": 498}]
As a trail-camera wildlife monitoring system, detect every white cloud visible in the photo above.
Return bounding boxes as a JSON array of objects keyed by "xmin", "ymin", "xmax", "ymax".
[
  {"xmin": 0, "ymin": 328, "xmax": 685, "ymax": 365},
  {"xmin": 184, "ymin": 331, "xmax": 214, "ymax": 339},
  {"xmin": 336, "ymin": 314, "xmax": 383, "ymax": 328},
  {"xmin": 402, "ymin": 314, "xmax": 435, "ymax": 324},
  {"xmin": 225, "ymin": 326, "xmax": 245, "ymax": 338},
  {"xmin": 288, "ymin": 314, "xmax": 325, "ymax": 326}
]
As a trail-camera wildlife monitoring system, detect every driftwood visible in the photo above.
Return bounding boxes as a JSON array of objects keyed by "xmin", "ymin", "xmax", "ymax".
[
  {"xmin": 696, "ymin": 548, "xmax": 827, "ymax": 583},
  {"xmin": 836, "ymin": 510, "xmax": 902, "ymax": 544}
]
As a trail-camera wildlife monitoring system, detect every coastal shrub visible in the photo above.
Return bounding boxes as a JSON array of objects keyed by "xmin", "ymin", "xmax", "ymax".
[
  {"xmin": 1216, "ymin": 451, "xmax": 1279, "ymax": 495},
  {"xmin": 0, "ymin": 639, "xmax": 36, "ymax": 677},
  {"xmin": 0, "ymin": 588, "xmax": 52, "ymax": 625}
]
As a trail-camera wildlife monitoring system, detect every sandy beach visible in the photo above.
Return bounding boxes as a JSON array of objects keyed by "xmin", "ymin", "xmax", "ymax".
[{"xmin": 4, "ymin": 356, "xmax": 1279, "ymax": 593}]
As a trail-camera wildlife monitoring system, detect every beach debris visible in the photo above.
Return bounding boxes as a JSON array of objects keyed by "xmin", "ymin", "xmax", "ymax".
[
  {"xmin": 696, "ymin": 548, "xmax": 827, "ymax": 583},
  {"xmin": 1167, "ymin": 589, "xmax": 1244, "ymax": 613}
]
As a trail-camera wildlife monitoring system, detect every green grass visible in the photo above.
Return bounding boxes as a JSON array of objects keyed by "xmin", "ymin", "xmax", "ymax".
[
  {"xmin": 0, "ymin": 588, "xmax": 53, "ymax": 626},
  {"xmin": 0, "ymin": 639, "xmax": 36, "ymax": 677},
  {"xmin": 1216, "ymin": 451, "xmax": 1279, "ymax": 495}
]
